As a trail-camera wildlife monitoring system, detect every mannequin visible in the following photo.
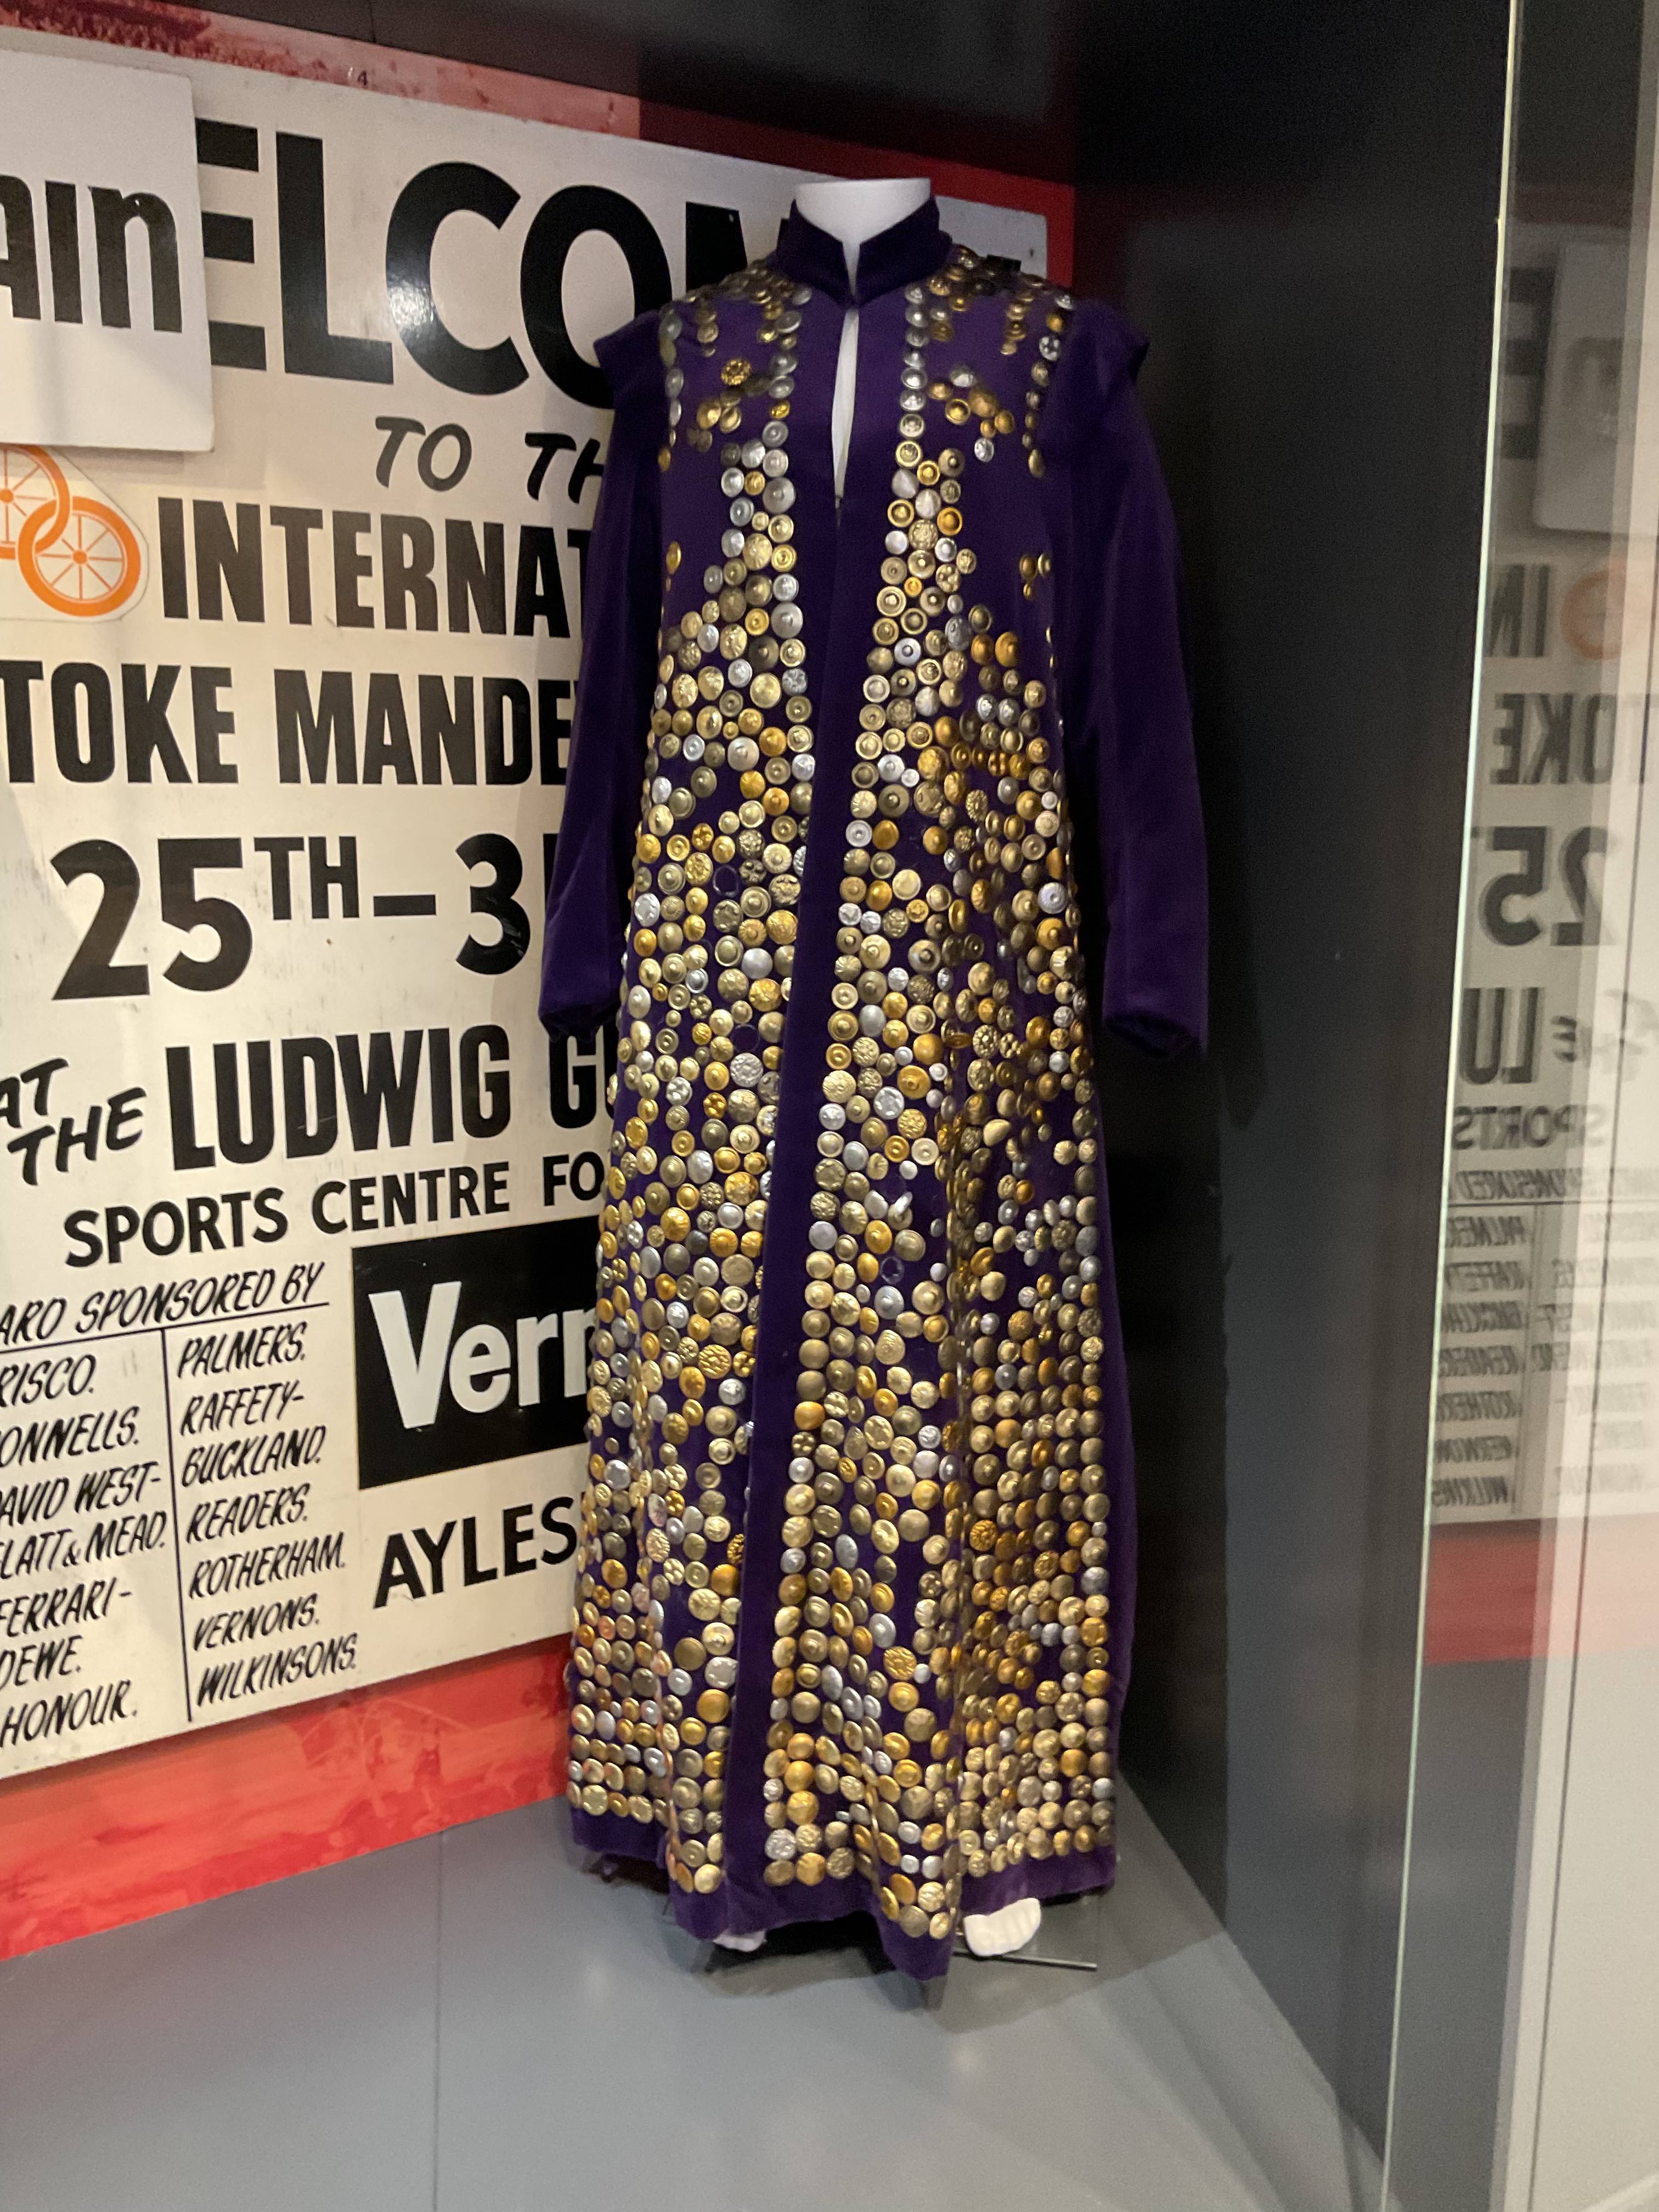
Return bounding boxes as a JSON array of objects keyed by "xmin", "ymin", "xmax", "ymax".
[
  {"xmin": 794, "ymin": 177, "xmax": 932, "ymax": 501},
  {"xmin": 715, "ymin": 189, "xmax": 1045, "ymax": 1961},
  {"xmin": 551, "ymin": 184, "xmax": 1208, "ymax": 1991}
]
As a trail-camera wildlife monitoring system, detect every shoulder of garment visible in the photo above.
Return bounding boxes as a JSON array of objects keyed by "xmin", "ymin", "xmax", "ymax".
[
  {"xmin": 1036, "ymin": 297, "xmax": 1151, "ymax": 459},
  {"xmin": 594, "ymin": 307, "xmax": 672, "ymax": 439},
  {"xmin": 592, "ymin": 258, "xmax": 1150, "ymax": 453}
]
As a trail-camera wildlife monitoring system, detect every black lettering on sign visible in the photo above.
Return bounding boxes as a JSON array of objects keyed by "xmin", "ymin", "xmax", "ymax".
[
  {"xmin": 520, "ymin": 185, "xmax": 671, "ymax": 406},
  {"xmin": 168, "ymin": 1028, "xmax": 509, "ymax": 1167},
  {"xmin": 387, "ymin": 162, "xmax": 528, "ymax": 396},
  {"xmin": 352, "ymin": 1217, "xmax": 596, "ymax": 1486},
  {"xmin": 1479, "ymin": 825, "xmax": 1610, "ymax": 947},
  {"xmin": 89, "ymin": 188, "xmax": 182, "ymax": 332},
  {"xmin": 0, "ymin": 176, "xmax": 41, "ymax": 319},
  {"xmin": 51, "ymin": 841, "xmax": 146, "ymax": 999},
  {"xmin": 275, "ymin": 134, "xmax": 393, "ymax": 384},
  {"xmin": 273, "ymin": 671, "xmax": 566, "ymax": 786},
  {"xmin": 371, "ymin": 1496, "xmax": 574, "ymax": 1604},
  {"xmin": 1459, "ymin": 987, "xmax": 1542, "ymax": 1086},
  {"xmin": 548, "ymin": 1022, "xmax": 617, "ymax": 1130},
  {"xmin": 198, "ymin": 117, "xmax": 265, "ymax": 371},
  {"xmin": 45, "ymin": 182, "xmax": 80, "ymax": 323}
]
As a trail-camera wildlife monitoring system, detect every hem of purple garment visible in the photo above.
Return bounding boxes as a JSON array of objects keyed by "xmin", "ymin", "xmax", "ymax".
[{"xmin": 568, "ymin": 1800, "xmax": 1116, "ymax": 1979}]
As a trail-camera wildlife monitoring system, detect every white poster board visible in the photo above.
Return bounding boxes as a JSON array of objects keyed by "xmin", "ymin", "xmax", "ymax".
[
  {"xmin": 0, "ymin": 27, "xmax": 1045, "ymax": 1776},
  {"xmin": 0, "ymin": 48, "xmax": 214, "ymax": 450}
]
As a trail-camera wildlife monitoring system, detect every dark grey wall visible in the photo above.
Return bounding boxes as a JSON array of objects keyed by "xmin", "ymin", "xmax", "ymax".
[{"xmin": 1074, "ymin": 0, "xmax": 1511, "ymax": 2157}]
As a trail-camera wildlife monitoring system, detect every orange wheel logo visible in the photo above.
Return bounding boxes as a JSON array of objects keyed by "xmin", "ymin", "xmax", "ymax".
[
  {"xmin": 1561, "ymin": 558, "xmax": 1625, "ymax": 662},
  {"xmin": 0, "ymin": 444, "xmax": 142, "ymax": 618}
]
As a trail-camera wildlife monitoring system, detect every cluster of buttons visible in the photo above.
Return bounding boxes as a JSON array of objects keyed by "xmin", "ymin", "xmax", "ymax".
[
  {"xmin": 570, "ymin": 259, "xmax": 816, "ymax": 1898},
  {"xmin": 568, "ymin": 239, "xmax": 1114, "ymax": 1948},
  {"xmin": 1002, "ymin": 276, "xmax": 1074, "ymax": 475},
  {"xmin": 764, "ymin": 246, "xmax": 1114, "ymax": 1943}
]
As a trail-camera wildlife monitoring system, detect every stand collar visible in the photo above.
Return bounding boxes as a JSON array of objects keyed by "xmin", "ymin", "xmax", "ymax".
[{"xmin": 774, "ymin": 196, "xmax": 950, "ymax": 308}]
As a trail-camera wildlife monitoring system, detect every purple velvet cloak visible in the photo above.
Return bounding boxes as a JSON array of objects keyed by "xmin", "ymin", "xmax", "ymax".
[{"xmin": 541, "ymin": 198, "xmax": 1205, "ymax": 1978}]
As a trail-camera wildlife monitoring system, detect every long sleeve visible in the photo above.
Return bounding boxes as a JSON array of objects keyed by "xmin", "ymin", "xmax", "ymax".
[
  {"xmin": 1048, "ymin": 301, "xmax": 1208, "ymax": 1056},
  {"xmin": 539, "ymin": 312, "xmax": 667, "ymax": 1041}
]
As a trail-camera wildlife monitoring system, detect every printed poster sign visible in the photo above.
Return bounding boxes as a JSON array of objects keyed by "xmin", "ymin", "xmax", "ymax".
[
  {"xmin": 1434, "ymin": 229, "xmax": 1659, "ymax": 1522},
  {"xmin": 0, "ymin": 48, "xmax": 214, "ymax": 450},
  {"xmin": 0, "ymin": 27, "xmax": 1044, "ymax": 1774}
]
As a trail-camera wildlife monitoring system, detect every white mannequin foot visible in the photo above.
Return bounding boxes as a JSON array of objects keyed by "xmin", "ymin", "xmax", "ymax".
[
  {"xmin": 962, "ymin": 1897, "xmax": 1042, "ymax": 1958},
  {"xmin": 713, "ymin": 1928, "xmax": 767, "ymax": 1954}
]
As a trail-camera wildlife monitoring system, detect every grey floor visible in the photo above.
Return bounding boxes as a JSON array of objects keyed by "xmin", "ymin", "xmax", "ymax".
[{"xmin": 0, "ymin": 1784, "xmax": 1379, "ymax": 2212}]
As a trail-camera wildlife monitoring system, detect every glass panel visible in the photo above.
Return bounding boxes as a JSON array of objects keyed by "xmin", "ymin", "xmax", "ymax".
[{"xmin": 1387, "ymin": 0, "xmax": 1659, "ymax": 2203}]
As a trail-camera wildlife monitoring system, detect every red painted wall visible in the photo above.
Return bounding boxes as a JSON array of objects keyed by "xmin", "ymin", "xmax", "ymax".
[{"xmin": 1, "ymin": 1638, "xmax": 568, "ymax": 1956}]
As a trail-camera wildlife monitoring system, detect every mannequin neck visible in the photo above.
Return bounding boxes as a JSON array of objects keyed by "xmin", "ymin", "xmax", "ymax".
[{"xmin": 794, "ymin": 177, "xmax": 932, "ymax": 280}]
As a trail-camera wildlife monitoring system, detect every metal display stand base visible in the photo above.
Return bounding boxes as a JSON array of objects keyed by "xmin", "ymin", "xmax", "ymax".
[
  {"xmin": 954, "ymin": 1888, "xmax": 1102, "ymax": 1973},
  {"xmin": 617, "ymin": 1857, "xmax": 1104, "ymax": 1980}
]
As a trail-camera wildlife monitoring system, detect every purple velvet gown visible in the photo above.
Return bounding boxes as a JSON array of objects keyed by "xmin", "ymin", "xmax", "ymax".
[{"xmin": 540, "ymin": 199, "xmax": 1205, "ymax": 1978}]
